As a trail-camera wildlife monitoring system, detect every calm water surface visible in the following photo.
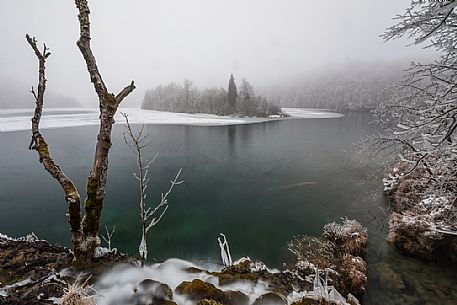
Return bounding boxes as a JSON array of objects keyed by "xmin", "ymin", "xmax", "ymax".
[{"xmin": 0, "ymin": 112, "xmax": 455, "ymax": 304}]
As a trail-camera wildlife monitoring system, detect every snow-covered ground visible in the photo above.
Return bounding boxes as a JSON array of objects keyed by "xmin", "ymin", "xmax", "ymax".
[{"xmin": 0, "ymin": 107, "xmax": 343, "ymax": 132}]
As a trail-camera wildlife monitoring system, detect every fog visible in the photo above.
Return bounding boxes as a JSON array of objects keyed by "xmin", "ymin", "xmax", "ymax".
[{"xmin": 0, "ymin": 0, "xmax": 430, "ymax": 107}]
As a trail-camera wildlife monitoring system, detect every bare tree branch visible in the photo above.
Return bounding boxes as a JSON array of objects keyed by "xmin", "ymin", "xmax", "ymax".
[
  {"xmin": 25, "ymin": 34, "xmax": 83, "ymax": 252},
  {"xmin": 74, "ymin": 0, "xmax": 136, "ymax": 263},
  {"xmin": 122, "ymin": 113, "xmax": 182, "ymax": 267}
]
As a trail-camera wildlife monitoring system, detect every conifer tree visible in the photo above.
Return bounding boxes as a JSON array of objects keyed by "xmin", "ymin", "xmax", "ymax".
[{"xmin": 227, "ymin": 73, "xmax": 238, "ymax": 113}]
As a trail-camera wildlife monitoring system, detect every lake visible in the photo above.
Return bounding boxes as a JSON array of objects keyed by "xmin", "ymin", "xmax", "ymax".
[{"xmin": 0, "ymin": 111, "xmax": 456, "ymax": 304}]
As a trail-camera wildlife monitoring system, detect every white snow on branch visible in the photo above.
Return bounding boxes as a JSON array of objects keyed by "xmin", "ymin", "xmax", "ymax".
[{"xmin": 218, "ymin": 233, "xmax": 233, "ymax": 267}]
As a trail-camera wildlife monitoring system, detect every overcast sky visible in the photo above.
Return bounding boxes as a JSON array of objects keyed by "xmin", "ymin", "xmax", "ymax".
[{"xmin": 0, "ymin": 0, "xmax": 430, "ymax": 107}]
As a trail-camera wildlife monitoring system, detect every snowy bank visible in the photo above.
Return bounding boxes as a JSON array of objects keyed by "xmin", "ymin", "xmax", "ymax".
[
  {"xmin": 0, "ymin": 107, "xmax": 343, "ymax": 132},
  {"xmin": 383, "ymin": 162, "xmax": 457, "ymax": 261}
]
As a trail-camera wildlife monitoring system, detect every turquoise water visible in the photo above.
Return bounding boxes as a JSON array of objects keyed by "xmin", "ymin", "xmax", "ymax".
[{"xmin": 0, "ymin": 112, "xmax": 455, "ymax": 304}]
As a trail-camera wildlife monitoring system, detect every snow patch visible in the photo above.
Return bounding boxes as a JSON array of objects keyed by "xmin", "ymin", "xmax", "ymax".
[{"xmin": 0, "ymin": 107, "xmax": 343, "ymax": 132}]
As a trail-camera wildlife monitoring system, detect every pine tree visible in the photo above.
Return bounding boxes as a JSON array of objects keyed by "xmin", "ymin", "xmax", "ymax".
[{"xmin": 227, "ymin": 73, "xmax": 238, "ymax": 113}]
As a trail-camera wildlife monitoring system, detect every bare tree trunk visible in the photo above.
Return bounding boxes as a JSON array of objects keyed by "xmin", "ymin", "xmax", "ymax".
[
  {"xmin": 74, "ymin": 0, "xmax": 135, "ymax": 265},
  {"xmin": 26, "ymin": 0, "xmax": 135, "ymax": 267},
  {"xmin": 25, "ymin": 34, "xmax": 84, "ymax": 260}
]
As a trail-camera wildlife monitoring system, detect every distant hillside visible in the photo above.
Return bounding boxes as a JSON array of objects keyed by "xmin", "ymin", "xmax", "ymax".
[
  {"xmin": 0, "ymin": 78, "xmax": 80, "ymax": 108},
  {"xmin": 265, "ymin": 60, "xmax": 410, "ymax": 111}
]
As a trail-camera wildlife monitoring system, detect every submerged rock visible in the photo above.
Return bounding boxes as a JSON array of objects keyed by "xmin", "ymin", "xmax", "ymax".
[{"xmin": 371, "ymin": 262, "xmax": 405, "ymax": 291}]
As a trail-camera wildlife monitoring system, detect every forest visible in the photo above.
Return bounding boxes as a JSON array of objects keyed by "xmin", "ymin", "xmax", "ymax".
[
  {"xmin": 142, "ymin": 75, "xmax": 283, "ymax": 118},
  {"xmin": 268, "ymin": 60, "xmax": 408, "ymax": 112}
]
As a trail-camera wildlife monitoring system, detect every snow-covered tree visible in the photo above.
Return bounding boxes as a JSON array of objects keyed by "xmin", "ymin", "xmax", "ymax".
[
  {"xmin": 360, "ymin": 1, "xmax": 457, "ymax": 234},
  {"xmin": 142, "ymin": 77, "xmax": 282, "ymax": 117},
  {"xmin": 374, "ymin": 1, "xmax": 457, "ymax": 181},
  {"xmin": 236, "ymin": 78, "xmax": 256, "ymax": 116},
  {"xmin": 227, "ymin": 73, "xmax": 238, "ymax": 112}
]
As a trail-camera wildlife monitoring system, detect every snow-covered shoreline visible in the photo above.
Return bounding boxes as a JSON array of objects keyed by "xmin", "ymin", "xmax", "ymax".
[{"xmin": 0, "ymin": 107, "xmax": 343, "ymax": 132}]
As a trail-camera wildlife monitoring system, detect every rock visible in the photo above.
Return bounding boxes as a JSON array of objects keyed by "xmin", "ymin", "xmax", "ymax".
[
  {"xmin": 176, "ymin": 279, "xmax": 249, "ymax": 305},
  {"xmin": 323, "ymin": 219, "xmax": 368, "ymax": 257},
  {"xmin": 290, "ymin": 297, "xmax": 339, "ymax": 305},
  {"xmin": 384, "ymin": 162, "xmax": 457, "ymax": 262},
  {"xmin": 0, "ymin": 235, "xmax": 73, "ymax": 285},
  {"xmin": 333, "ymin": 255, "xmax": 367, "ymax": 297},
  {"xmin": 132, "ymin": 279, "xmax": 174, "ymax": 305},
  {"xmin": 215, "ymin": 259, "xmax": 259, "ymax": 286},
  {"xmin": 387, "ymin": 211, "xmax": 456, "ymax": 260},
  {"xmin": 288, "ymin": 220, "xmax": 368, "ymax": 301},
  {"xmin": 0, "ymin": 233, "xmax": 134, "ymax": 305},
  {"xmin": 371, "ymin": 262, "xmax": 405, "ymax": 290},
  {"xmin": 186, "ymin": 266, "xmax": 207, "ymax": 274},
  {"xmin": 0, "ymin": 234, "xmax": 72, "ymax": 304},
  {"xmin": 252, "ymin": 292, "xmax": 286, "ymax": 305},
  {"xmin": 197, "ymin": 300, "xmax": 224, "ymax": 305}
]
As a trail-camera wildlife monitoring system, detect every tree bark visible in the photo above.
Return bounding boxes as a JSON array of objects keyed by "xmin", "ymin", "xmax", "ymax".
[
  {"xmin": 25, "ymin": 34, "xmax": 84, "ymax": 260},
  {"xmin": 75, "ymin": 0, "xmax": 135, "ymax": 265},
  {"xmin": 26, "ymin": 0, "xmax": 135, "ymax": 267}
]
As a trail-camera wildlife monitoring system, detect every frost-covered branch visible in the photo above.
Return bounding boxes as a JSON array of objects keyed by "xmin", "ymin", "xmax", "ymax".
[
  {"xmin": 122, "ymin": 113, "xmax": 182, "ymax": 267},
  {"xmin": 218, "ymin": 233, "xmax": 233, "ymax": 267},
  {"xmin": 353, "ymin": 2, "xmax": 457, "ymax": 221},
  {"xmin": 100, "ymin": 225, "xmax": 115, "ymax": 252}
]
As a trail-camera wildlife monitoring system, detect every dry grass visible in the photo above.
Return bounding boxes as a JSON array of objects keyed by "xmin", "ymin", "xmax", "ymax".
[{"xmin": 59, "ymin": 275, "xmax": 96, "ymax": 305}]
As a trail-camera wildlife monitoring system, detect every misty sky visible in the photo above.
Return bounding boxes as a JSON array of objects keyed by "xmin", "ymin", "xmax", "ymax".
[{"xmin": 1, "ymin": 0, "xmax": 430, "ymax": 107}]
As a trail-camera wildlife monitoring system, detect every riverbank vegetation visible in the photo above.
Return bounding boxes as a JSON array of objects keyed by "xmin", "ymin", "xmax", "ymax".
[{"xmin": 358, "ymin": 1, "xmax": 457, "ymax": 261}]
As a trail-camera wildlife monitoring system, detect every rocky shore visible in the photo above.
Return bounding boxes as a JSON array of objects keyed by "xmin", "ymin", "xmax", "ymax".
[
  {"xmin": 383, "ymin": 162, "xmax": 457, "ymax": 261},
  {"xmin": 0, "ymin": 219, "xmax": 368, "ymax": 305}
]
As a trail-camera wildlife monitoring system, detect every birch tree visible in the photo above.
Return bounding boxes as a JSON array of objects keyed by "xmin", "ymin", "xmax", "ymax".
[{"xmin": 26, "ymin": 0, "xmax": 135, "ymax": 266}]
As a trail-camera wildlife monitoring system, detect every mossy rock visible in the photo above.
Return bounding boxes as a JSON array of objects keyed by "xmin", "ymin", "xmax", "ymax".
[
  {"xmin": 176, "ymin": 279, "xmax": 249, "ymax": 305},
  {"xmin": 253, "ymin": 292, "xmax": 286, "ymax": 305},
  {"xmin": 197, "ymin": 299, "xmax": 224, "ymax": 305},
  {"xmin": 291, "ymin": 297, "xmax": 339, "ymax": 305},
  {"xmin": 214, "ymin": 260, "xmax": 259, "ymax": 286},
  {"xmin": 186, "ymin": 266, "xmax": 207, "ymax": 274}
]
